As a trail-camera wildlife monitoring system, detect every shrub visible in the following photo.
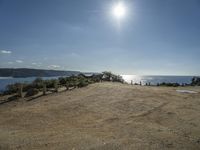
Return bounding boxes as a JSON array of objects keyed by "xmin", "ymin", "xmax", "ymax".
[
  {"xmin": 102, "ymin": 71, "xmax": 124, "ymax": 83},
  {"xmin": 102, "ymin": 71, "xmax": 112, "ymax": 81},
  {"xmin": 159, "ymin": 82, "xmax": 180, "ymax": 87},
  {"xmin": 59, "ymin": 77, "xmax": 66, "ymax": 85},
  {"xmin": 2, "ymin": 71, "xmax": 125, "ymax": 96},
  {"xmin": 32, "ymin": 77, "xmax": 43, "ymax": 89},
  {"xmin": 45, "ymin": 79, "xmax": 58, "ymax": 88},
  {"xmin": 77, "ymin": 78, "xmax": 89, "ymax": 88},
  {"xmin": 25, "ymin": 88, "xmax": 39, "ymax": 97},
  {"xmin": 91, "ymin": 74, "xmax": 102, "ymax": 82},
  {"xmin": 23, "ymin": 83, "xmax": 34, "ymax": 92},
  {"xmin": 66, "ymin": 76, "xmax": 79, "ymax": 87},
  {"xmin": 4, "ymin": 82, "xmax": 31, "ymax": 95},
  {"xmin": 191, "ymin": 77, "xmax": 200, "ymax": 86},
  {"xmin": 5, "ymin": 83, "xmax": 20, "ymax": 94}
]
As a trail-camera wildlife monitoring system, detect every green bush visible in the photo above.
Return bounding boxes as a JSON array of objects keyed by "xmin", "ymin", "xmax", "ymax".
[
  {"xmin": 32, "ymin": 77, "xmax": 43, "ymax": 89},
  {"xmin": 45, "ymin": 79, "xmax": 58, "ymax": 88},
  {"xmin": 102, "ymin": 71, "xmax": 124, "ymax": 83},
  {"xmin": 66, "ymin": 76, "xmax": 79, "ymax": 87},
  {"xmin": 159, "ymin": 82, "xmax": 180, "ymax": 87},
  {"xmin": 91, "ymin": 74, "xmax": 102, "ymax": 82},
  {"xmin": 191, "ymin": 77, "xmax": 200, "ymax": 86},
  {"xmin": 3, "ymin": 71, "xmax": 125, "ymax": 96},
  {"xmin": 5, "ymin": 83, "xmax": 21, "ymax": 94},
  {"xmin": 5, "ymin": 83, "xmax": 31, "ymax": 94},
  {"xmin": 25, "ymin": 88, "xmax": 39, "ymax": 97},
  {"xmin": 77, "ymin": 78, "xmax": 89, "ymax": 88},
  {"xmin": 59, "ymin": 77, "xmax": 66, "ymax": 85}
]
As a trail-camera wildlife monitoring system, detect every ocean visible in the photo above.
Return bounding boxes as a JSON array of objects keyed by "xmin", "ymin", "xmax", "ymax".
[
  {"xmin": 121, "ymin": 75, "xmax": 194, "ymax": 85},
  {"xmin": 0, "ymin": 76, "xmax": 62, "ymax": 92},
  {"xmin": 0, "ymin": 75, "xmax": 195, "ymax": 92}
]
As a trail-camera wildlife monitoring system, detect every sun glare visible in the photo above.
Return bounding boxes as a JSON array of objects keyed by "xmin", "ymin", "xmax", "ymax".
[{"xmin": 112, "ymin": 2, "xmax": 126, "ymax": 20}]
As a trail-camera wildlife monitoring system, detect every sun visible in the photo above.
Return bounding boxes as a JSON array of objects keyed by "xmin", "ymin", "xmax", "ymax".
[{"xmin": 112, "ymin": 2, "xmax": 126, "ymax": 20}]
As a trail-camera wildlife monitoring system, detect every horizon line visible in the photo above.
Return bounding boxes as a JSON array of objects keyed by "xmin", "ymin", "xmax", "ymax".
[{"xmin": 0, "ymin": 67, "xmax": 199, "ymax": 77}]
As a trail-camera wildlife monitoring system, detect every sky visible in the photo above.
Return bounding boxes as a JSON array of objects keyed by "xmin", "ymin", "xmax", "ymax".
[{"xmin": 0, "ymin": 0, "xmax": 200, "ymax": 75}]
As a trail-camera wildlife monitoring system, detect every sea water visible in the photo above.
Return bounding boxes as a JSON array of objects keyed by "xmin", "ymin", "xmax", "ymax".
[
  {"xmin": 121, "ymin": 75, "xmax": 193, "ymax": 85},
  {"xmin": 0, "ymin": 75, "xmax": 195, "ymax": 92},
  {"xmin": 0, "ymin": 76, "xmax": 62, "ymax": 92}
]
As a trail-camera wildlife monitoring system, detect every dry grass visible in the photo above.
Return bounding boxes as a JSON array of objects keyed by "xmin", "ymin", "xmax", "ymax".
[{"xmin": 0, "ymin": 82, "xmax": 200, "ymax": 150}]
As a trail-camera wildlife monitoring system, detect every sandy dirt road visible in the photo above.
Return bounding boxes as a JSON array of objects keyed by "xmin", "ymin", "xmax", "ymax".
[{"xmin": 0, "ymin": 82, "xmax": 200, "ymax": 150}]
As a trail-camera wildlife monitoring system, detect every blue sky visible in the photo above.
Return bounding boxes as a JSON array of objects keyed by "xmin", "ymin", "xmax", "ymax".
[{"xmin": 0, "ymin": 0, "xmax": 200, "ymax": 75}]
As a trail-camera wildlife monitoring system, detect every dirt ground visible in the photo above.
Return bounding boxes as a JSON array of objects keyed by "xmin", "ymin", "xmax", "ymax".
[{"xmin": 0, "ymin": 82, "xmax": 200, "ymax": 150}]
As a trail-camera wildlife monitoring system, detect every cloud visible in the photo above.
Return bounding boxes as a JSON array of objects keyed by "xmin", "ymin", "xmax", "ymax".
[
  {"xmin": 48, "ymin": 65, "xmax": 60, "ymax": 69},
  {"xmin": 16, "ymin": 60, "xmax": 23, "ymax": 63},
  {"xmin": 8, "ymin": 62, "xmax": 13, "ymax": 64},
  {"xmin": 32, "ymin": 62, "xmax": 42, "ymax": 67},
  {"xmin": 0, "ymin": 50, "xmax": 12, "ymax": 54}
]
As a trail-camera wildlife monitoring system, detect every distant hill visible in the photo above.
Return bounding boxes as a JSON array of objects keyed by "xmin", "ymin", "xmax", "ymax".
[{"xmin": 0, "ymin": 68, "xmax": 80, "ymax": 78}]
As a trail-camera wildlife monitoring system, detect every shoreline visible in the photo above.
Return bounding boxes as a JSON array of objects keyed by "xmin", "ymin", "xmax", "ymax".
[{"xmin": 0, "ymin": 75, "xmax": 195, "ymax": 92}]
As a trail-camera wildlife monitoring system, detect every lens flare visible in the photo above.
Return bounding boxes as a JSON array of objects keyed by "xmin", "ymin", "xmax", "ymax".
[{"xmin": 112, "ymin": 2, "xmax": 126, "ymax": 20}]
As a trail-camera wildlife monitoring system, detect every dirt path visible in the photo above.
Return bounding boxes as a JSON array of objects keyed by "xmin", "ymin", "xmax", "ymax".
[{"xmin": 0, "ymin": 82, "xmax": 200, "ymax": 149}]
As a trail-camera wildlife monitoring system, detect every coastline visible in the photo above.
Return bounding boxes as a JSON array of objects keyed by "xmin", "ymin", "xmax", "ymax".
[{"xmin": 0, "ymin": 75, "xmax": 195, "ymax": 92}]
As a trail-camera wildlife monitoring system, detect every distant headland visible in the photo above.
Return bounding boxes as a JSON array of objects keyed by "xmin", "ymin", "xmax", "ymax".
[{"xmin": 0, "ymin": 68, "xmax": 81, "ymax": 78}]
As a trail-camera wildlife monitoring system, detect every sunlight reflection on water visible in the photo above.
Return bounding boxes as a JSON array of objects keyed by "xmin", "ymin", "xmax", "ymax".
[{"xmin": 121, "ymin": 75, "xmax": 193, "ymax": 85}]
